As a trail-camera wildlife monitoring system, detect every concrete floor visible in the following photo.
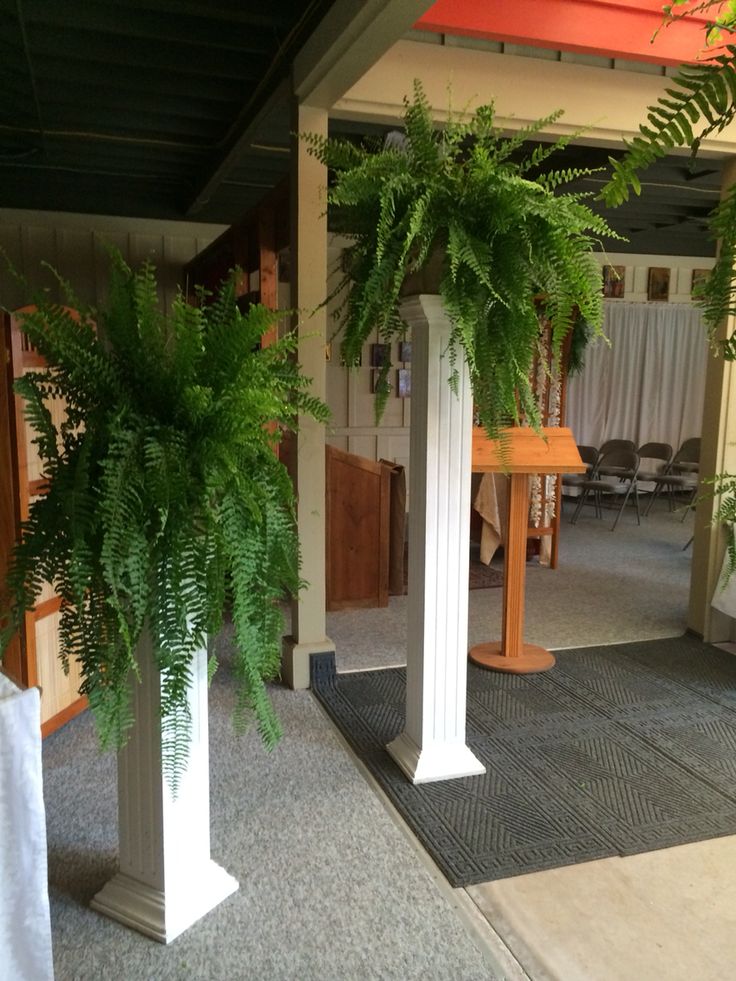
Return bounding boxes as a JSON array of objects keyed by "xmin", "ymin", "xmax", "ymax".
[
  {"xmin": 328, "ymin": 502, "xmax": 736, "ymax": 980},
  {"xmin": 467, "ymin": 835, "xmax": 736, "ymax": 980}
]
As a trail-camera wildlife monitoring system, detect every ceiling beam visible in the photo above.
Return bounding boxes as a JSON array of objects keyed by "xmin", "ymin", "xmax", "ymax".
[
  {"xmin": 293, "ymin": 0, "xmax": 435, "ymax": 109},
  {"xmin": 185, "ymin": 79, "xmax": 291, "ymax": 216}
]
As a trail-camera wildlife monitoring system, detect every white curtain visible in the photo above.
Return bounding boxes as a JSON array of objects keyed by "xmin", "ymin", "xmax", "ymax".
[{"xmin": 566, "ymin": 302, "xmax": 710, "ymax": 453}]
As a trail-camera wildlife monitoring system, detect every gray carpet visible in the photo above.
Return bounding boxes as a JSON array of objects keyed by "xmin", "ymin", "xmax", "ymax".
[
  {"xmin": 313, "ymin": 635, "xmax": 736, "ymax": 887},
  {"xmin": 402, "ymin": 544, "xmax": 504, "ymax": 593},
  {"xmin": 43, "ymin": 630, "xmax": 499, "ymax": 981}
]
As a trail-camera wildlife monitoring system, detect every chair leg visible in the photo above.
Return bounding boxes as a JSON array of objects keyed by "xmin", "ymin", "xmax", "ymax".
[
  {"xmin": 681, "ymin": 485, "xmax": 698, "ymax": 522},
  {"xmin": 571, "ymin": 488, "xmax": 588, "ymax": 524},
  {"xmin": 644, "ymin": 483, "xmax": 660, "ymax": 517},
  {"xmin": 611, "ymin": 486, "xmax": 631, "ymax": 531},
  {"xmin": 633, "ymin": 485, "xmax": 641, "ymax": 526}
]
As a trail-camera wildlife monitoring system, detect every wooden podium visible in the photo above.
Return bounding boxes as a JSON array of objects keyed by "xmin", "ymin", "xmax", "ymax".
[{"xmin": 470, "ymin": 427, "xmax": 584, "ymax": 673}]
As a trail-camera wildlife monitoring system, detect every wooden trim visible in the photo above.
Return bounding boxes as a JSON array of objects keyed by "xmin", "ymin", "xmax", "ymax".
[
  {"xmin": 28, "ymin": 478, "xmax": 49, "ymax": 497},
  {"xmin": 414, "ymin": 0, "xmax": 711, "ymax": 67},
  {"xmin": 41, "ymin": 695, "xmax": 87, "ymax": 738},
  {"xmin": 34, "ymin": 596, "xmax": 62, "ymax": 620}
]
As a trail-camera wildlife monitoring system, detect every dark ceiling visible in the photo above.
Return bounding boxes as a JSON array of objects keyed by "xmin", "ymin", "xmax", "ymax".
[
  {"xmin": 0, "ymin": 0, "xmax": 335, "ymax": 223},
  {"xmin": 0, "ymin": 1, "xmax": 724, "ymax": 256}
]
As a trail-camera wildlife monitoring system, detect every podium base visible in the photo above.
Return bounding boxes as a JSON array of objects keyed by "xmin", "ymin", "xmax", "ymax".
[{"xmin": 469, "ymin": 642, "xmax": 555, "ymax": 674}]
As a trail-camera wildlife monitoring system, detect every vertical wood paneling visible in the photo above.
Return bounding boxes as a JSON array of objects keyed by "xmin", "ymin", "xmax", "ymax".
[{"xmin": 0, "ymin": 212, "xmax": 226, "ymax": 312}]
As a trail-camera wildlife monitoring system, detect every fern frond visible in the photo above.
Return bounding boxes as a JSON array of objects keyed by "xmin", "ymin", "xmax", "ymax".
[
  {"xmin": 1, "ymin": 253, "xmax": 327, "ymax": 791},
  {"xmin": 307, "ymin": 80, "xmax": 616, "ymax": 440}
]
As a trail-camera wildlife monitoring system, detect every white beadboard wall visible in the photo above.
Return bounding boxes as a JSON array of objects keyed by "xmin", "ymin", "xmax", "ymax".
[
  {"xmin": 0, "ymin": 209, "xmax": 227, "ymax": 313},
  {"xmin": 599, "ymin": 252, "xmax": 716, "ymax": 303},
  {"xmin": 326, "ymin": 235, "xmax": 412, "ymax": 478},
  {"xmin": 325, "ymin": 240, "xmax": 716, "ymax": 490}
]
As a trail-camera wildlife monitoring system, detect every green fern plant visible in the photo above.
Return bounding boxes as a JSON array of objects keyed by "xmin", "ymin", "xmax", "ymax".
[
  {"xmin": 600, "ymin": 2, "xmax": 736, "ymax": 352},
  {"xmin": 0, "ymin": 251, "xmax": 328, "ymax": 790},
  {"xmin": 305, "ymin": 80, "xmax": 619, "ymax": 437}
]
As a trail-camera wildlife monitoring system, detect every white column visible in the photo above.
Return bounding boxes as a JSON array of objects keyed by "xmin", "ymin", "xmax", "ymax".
[
  {"xmin": 91, "ymin": 633, "xmax": 238, "ymax": 944},
  {"xmin": 281, "ymin": 99, "xmax": 335, "ymax": 690},
  {"xmin": 387, "ymin": 294, "xmax": 485, "ymax": 784},
  {"xmin": 689, "ymin": 157, "xmax": 736, "ymax": 642}
]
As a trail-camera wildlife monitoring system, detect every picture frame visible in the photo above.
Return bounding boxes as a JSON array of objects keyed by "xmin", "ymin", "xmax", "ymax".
[
  {"xmin": 691, "ymin": 268, "xmax": 709, "ymax": 296},
  {"xmin": 397, "ymin": 368, "xmax": 411, "ymax": 398},
  {"xmin": 371, "ymin": 369, "xmax": 391, "ymax": 395},
  {"xmin": 399, "ymin": 341, "xmax": 412, "ymax": 363},
  {"xmin": 602, "ymin": 264, "xmax": 625, "ymax": 298},
  {"xmin": 648, "ymin": 267, "xmax": 670, "ymax": 302},
  {"xmin": 371, "ymin": 342, "xmax": 391, "ymax": 368}
]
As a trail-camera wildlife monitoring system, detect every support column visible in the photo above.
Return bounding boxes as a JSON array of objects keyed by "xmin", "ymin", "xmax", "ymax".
[
  {"xmin": 91, "ymin": 635, "xmax": 238, "ymax": 944},
  {"xmin": 689, "ymin": 157, "xmax": 736, "ymax": 642},
  {"xmin": 387, "ymin": 295, "xmax": 485, "ymax": 784},
  {"xmin": 282, "ymin": 100, "xmax": 335, "ymax": 689}
]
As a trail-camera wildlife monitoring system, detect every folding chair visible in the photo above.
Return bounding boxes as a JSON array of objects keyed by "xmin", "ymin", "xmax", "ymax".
[{"xmin": 571, "ymin": 447, "xmax": 641, "ymax": 530}]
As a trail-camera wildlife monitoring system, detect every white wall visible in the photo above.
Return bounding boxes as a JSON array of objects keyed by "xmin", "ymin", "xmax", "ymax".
[
  {"xmin": 0, "ymin": 209, "xmax": 227, "ymax": 313},
  {"xmin": 325, "ymin": 235, "xmax": 411, "ymax": 476},
  {"xmin": 597, "ymin": 252, "xmax": 716, "ymax": 304},
  {"xmin": 325, "ymin": 241, "xmax": 715, "ymax": 492}
]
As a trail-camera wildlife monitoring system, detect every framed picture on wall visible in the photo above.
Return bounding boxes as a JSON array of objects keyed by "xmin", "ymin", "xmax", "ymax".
[
  {"xmin": 370, "ymin": 369, "xmax": 391, "ymax": 395},
  {"xmin": 371, "ymin": 343, "xmax": 391, "ymax": 367},
  {"xmin": 397, "ymin": 368, "xmax": 411, "ymax": 398},
  {"xmin": 602, "ymin": 264, "xmax": 625, "ymax": 298},
  {"xmin": 648, "ymin": 267, "xmax": 670, "ymax": 301},
  {"xmin": 691, "ymin": 268, "xmax": 709, "ymax": 296},
  {"xmin": 399, "ymin": 341, "xmax": 412, "ymax": 363}
]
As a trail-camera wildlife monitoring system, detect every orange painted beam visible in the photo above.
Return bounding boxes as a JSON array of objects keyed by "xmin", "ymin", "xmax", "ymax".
[{"xmin": 416, "ymin": 0, "xmax": 717, "ymax": 66}]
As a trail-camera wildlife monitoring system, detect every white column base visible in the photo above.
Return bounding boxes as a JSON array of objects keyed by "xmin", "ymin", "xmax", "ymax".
[
  {"xmin": 91, "ymin": 631, "xmax": 238, "ymax": 944},
  {"xmin": 281, "ymin": 634, "xmax": 335, "ymax": 690},
  {"xmin": 91, "ymin": 861, "xmax": 238, "ymax": 945},
  {"xmin": 387, "ymin": 732, "xmax": 485, "ymax": 785}
]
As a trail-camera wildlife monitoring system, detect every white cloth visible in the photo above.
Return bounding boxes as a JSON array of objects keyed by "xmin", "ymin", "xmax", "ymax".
[
  {"xmin": 566, "ymin": 302, "xmax": 709, "ymax": 452},
  {"xmin": 473, "ymin": 473, "xmax": 508, "ymax": 564},
  {"xmin": 0, "ymin": 672, "xmax": 54, "ymax": 981}
]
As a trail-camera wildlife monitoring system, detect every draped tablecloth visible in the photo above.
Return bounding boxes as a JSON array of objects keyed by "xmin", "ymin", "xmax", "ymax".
[
  {"xmin": 473, "ymin": 473, "xmax": 553, "ymax": 567},
  {"xmin": 0, "ymin": 671, "xmax": 54, "ymax": 981}
]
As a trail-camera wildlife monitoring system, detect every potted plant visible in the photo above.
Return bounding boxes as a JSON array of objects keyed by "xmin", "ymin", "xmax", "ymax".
[
  {"xmin": 0, "ymin": 250, "xmax": 328, "ymax": 940},
  {"xmin": 305, "ymin": 80, "xmax": 618, "ymax": 435}
]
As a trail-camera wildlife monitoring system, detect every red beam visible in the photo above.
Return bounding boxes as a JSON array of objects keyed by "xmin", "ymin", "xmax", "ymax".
[{"xmin": 415, "ymin": 0, "xmax": 717, "ymax": 66}]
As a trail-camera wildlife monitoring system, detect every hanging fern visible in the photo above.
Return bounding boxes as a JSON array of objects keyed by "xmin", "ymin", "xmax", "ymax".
[
  {"xmin": 599, "ymin": 3, "xmax": 736, "ymax": 353},
  {"xmin": 0, "ymin": 251, "xmax": 328, "ymax": 791},
  {"xmin": 305, "ymin": 80, "xmax": 619, "ymax": 438}
]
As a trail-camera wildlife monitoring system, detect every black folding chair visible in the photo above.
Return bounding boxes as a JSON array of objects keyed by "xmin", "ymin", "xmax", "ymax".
[{"xmin": 571, "ymin": 447, "xmax": 641, "ymax": 530}]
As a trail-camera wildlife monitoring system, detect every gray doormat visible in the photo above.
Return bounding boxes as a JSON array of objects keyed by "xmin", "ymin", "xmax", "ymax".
[{"xmin": 313, "ymin": 635, "xmax": 736, "ymax": 886}]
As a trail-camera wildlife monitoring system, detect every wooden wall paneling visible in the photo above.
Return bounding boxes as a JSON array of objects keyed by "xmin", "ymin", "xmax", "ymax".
[
  {"xmin": 8, "ymin": 311, "xmax": 37, "ymax": 688},
  {"xmin": 259, "ymin": 208, "xmax": 278, "ymax": 347},
  {"xmin": 0, "ymin": 313, "xmax": 22, "ymax": 682},
  {"xmin": 5, "ymin": 308, "xmax": 88, "ymax": 729},
  {"xmin": 325, "ymin": 446, "xmax": 390, "ymax": 610}
]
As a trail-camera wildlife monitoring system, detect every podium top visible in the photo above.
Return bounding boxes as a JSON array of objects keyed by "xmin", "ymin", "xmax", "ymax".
[{"xmin": 472, "ymin": 426, "xmax": 586, "ymax": 474}]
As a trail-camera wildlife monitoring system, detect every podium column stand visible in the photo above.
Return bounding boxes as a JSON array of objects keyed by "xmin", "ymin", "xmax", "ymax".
[{"xmin": 469, "ymin": 427, "xmax": 584, "ymax": 674}]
